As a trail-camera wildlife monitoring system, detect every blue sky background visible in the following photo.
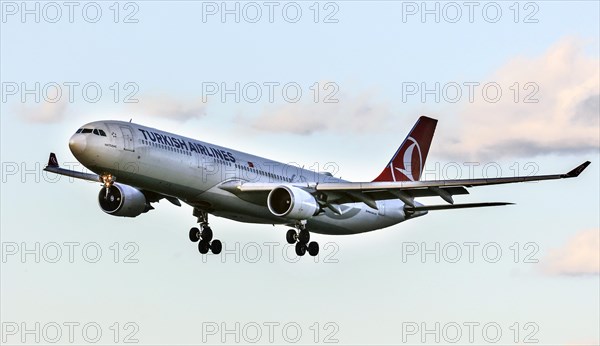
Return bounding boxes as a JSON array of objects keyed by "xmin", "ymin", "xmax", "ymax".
[{"xmin": 1, "ymin": 1, "xmax": 599, "ymax": 345}]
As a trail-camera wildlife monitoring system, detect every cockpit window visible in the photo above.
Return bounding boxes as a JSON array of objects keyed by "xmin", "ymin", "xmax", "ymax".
[{"xmin": 79, "ymin": 128, "xmax": 107, "ymax": 136}]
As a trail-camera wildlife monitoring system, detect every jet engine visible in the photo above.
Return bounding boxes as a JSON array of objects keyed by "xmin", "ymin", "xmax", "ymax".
[
  {"xmin": 98, "ymin": 183, "xmax": 150, "ymax": 217},
  {"xmin": 267, "ymin": 185, "xmax": 320, "ymax": 219}
]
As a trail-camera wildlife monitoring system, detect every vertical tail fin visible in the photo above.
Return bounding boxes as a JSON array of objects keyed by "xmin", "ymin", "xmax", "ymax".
[{"xmin": 372, "ymin": 116, "xmax": 437, "ymax": 182}]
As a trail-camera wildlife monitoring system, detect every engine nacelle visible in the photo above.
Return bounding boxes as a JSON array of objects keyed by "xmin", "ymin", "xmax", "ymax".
[
  {"xmin": 267, "ymin": 185, "xmax": 319, "ymax": 220},
  {"xmin": 98, "ymin": 183, "xmax": 149, "ymax": 217}
]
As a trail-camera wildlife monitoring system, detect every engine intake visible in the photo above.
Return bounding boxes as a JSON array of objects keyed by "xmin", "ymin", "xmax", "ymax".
[
  {"xmin": 267, "ymin": 185, "xmax": 319, "ymax": 220},
  {"xmin": 98, "ymin": 183, "xmax": 149, "ymax": 217}
]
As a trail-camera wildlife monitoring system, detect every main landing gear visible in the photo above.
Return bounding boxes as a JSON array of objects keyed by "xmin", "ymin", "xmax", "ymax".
[
  {"xmin": 187, "ymin": 210, "xmax": 316, "ymax": 258},
  {"xmin": 286, "ymin": 223, "xmax": 319, "ymax": 257},
  {"xmin": 189, "ymin": 209, "xmax": 222, "ymax": 255}
]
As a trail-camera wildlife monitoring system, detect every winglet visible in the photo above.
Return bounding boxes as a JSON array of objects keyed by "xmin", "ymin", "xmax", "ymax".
[
  {"xmin": 563, "ymin": 161, "xmax": 591, "ymax": 178},
  {"xmin": 47, "ymin": 152, "xmax": 59, "ymax": 168}
]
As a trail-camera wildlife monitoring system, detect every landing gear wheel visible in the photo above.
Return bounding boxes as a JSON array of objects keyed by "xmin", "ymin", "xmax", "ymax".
[
  {"xmin": 295, "ymin": 242, "xmax": 307, "ymax": 256},
  {"xmin": 201, "ymin": 226, "xmax": 213, "ymax": 242},
  {"xmin": 308, "ymin": 241, "xmax": 319, "ymax": 256},
  {"xmin": 286, "ymin": 229, "xmax": 297, "ymax": 244},
  {"xmin": 198, "ymin": 240, "xmax": 210, "ymax": 254},
  {"xmin": 210, "ymin": 239, "xmax": 222, "ymax": 254},
  {"xmin": 189, "ymin": 227, "xmax": 200, "ymax": 242},
  {"xmin": 298, "ymin": 229, "xmax": 310, "ymax": 244}
]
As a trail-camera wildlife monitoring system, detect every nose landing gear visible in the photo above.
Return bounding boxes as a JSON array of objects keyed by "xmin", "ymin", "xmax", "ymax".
[
  {"xmin": 100, "ymin": 173, "xmax": 115, "ymax": 199},
  {"xmin": 286, "ymin": 223, "xmax": 319, "ymax": 257}
]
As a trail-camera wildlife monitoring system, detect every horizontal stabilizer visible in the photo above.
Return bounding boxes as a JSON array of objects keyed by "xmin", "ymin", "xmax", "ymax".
[{"xmin": 406, "ymin": 202, "xmax": 514, "ymax": 212}]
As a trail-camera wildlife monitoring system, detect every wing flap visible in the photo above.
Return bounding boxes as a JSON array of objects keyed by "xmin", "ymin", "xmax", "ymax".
[{"xmin": 406, "ymin": 202, "xmax": 514, "ymax": 211}]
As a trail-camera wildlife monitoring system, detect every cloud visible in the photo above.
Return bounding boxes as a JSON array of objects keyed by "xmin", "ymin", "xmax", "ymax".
[
  {"xmin": 240, "ymin": 88, "xmax": 394, "ymax": 135},
  {"xmin": 13, "ymin": 93, "xmax": 208, "ymax": 124},
  {"xmin": 438, "ymin": 37, "xmax": 600, "ymax": 160},
  {"xmin": 14, "ymin": 98, "xmax": 69, "ymax": 123},
  {"xmin": 542, "ymin": 228, "xmax": 599, "ymax": 276},
  {"xmin": 127, "ymin": 94, "xmax": 208, "ymax": 121}
]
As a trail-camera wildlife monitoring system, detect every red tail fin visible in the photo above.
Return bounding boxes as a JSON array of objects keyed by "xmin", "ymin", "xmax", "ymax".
[{"xmin": 372, "ymin": 116, "xmax": 437, "ymax": 182}]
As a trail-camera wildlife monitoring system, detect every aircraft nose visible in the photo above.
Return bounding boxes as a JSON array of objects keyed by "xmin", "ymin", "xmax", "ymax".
[{"xmin": 69, "ymin": 134, "xmax": 87, "ymax": 156}]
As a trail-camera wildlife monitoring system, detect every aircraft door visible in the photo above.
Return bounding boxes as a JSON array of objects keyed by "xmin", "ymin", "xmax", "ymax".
[
  {"xmin": 120, "ymin": 126, "xmax": 134, "ymax": 152},
  {"xmin": 196, "ymin": 151, "xmax": 202, "ymax": 168}
]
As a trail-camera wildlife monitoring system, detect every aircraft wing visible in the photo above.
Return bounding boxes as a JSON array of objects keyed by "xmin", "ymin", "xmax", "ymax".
[
  {"xmin": 44, "ymin": 152, "xmax": 101, "ymax": 182},
  {"xmin": 43, "ymin": 152, "xmax": 181, "ymax": 207},
  {"xmin": 222, "ymin": 161, "xmax": 591, "ymax": 209}
]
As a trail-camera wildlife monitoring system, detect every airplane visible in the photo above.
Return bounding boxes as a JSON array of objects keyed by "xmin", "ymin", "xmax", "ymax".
[{"xmin": 44, "ymin": 116, "xmax": 591, "ymax": 257}]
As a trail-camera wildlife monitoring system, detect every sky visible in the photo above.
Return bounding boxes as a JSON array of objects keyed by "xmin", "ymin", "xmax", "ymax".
[{"xmin": 1, "ymin": 1, "xmax": 599, "ymax": 345}]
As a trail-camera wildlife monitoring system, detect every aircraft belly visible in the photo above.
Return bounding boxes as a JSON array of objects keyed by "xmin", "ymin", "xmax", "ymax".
[
  {"xmin": 308, "ymin": 200, "xmax": 406, "ymax": 235},
  {"xmin": 194, "ymin": 189, "xmax": 407, "ymax": 235},
  {"xmin": 195, "ymin": 189, "xmax": 283, "ymax": 224}
]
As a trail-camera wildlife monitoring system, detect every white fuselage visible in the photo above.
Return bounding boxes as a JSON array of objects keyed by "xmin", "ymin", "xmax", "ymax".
[{"xmin": 70, "ymin": 120, "xmax": 419, "ymax": 235}]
